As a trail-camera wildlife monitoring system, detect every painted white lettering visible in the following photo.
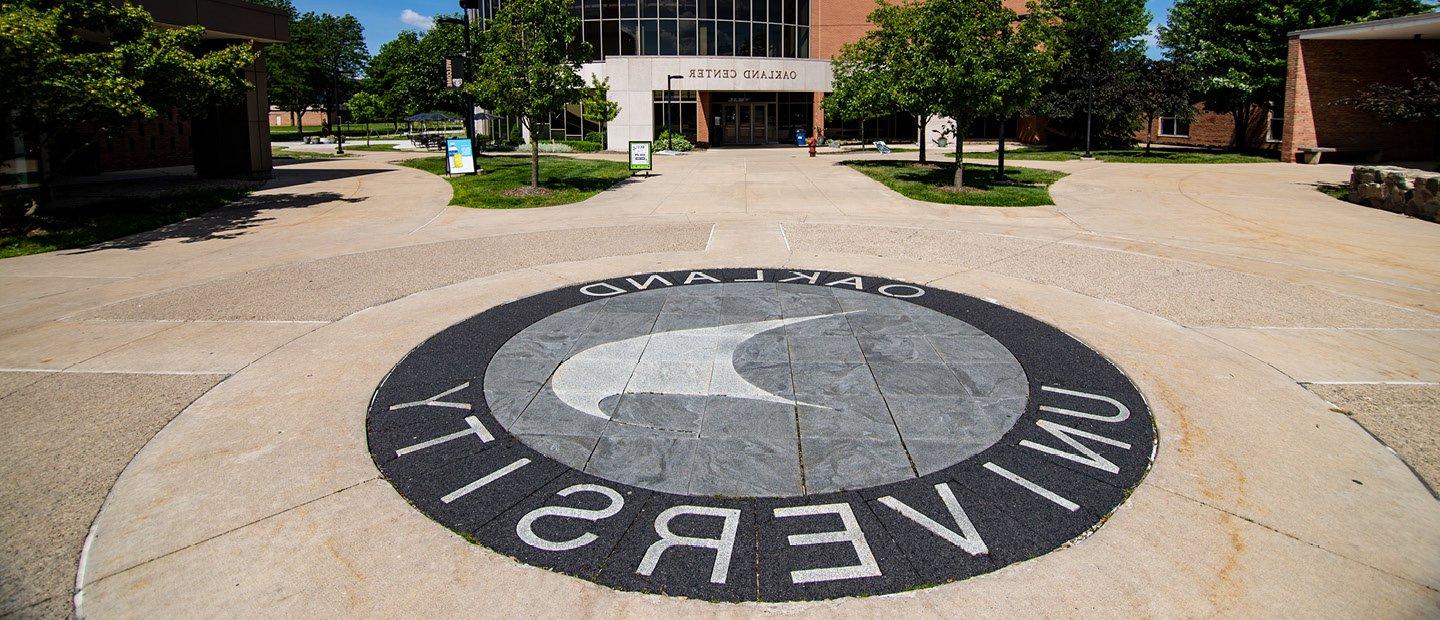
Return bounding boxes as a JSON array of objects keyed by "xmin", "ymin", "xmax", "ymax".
[
  {"xmin": 876, "ymin": 483, "xmax": 988, "ymax": 555},
  {"xmin": 581, "ymin": 282, "xmax": 628, "ymax": 297},
  {"xmin": 824, "ymin": 276, "xmax": 864, "ymax": 290},
  {"xmin": 1039, "ymin": 386, "xmax": 1131, "ymax": 422},
  {"xmin": 779, "ymin": 271, "xmax": 820, "ymax": 284},
  {"xmin": 683, "ymin": 271, "xmax": 722, "ymax": 284},
  {"xmin": 516, "ymin": 484, "xmax": 625, "ymax": 552},
  {"xmin": 638, "ymin": 506, "xmax": 741, "ymax": 584},
  {"xmin": 395, "ymin": 416, "xmax": 493, "ymax": 456},
  {"xmin": 389, "ymin": 382, "xmax": 472, "ymax": 411},
  {"xmin": 877, "ymin": 284, "xmax": 925, "ymax": 298},
  {"xmin": 441, "ymin": 458, "xmax": 530, "ymax": 504},
  {"xmin": 1020, "ymin": 420, "xmax": 1131, "ymax": 474},
  {"xmin": 773, "ymin": 503, "xmax": 881, "ymax": 584},
  {"xmin": 982, "ymin": 462, "xmax": 1079, "ymax": 511},
  {"xmin": 626, "ymin": 274, "xmax": 674, "ymax": 290},
  {"xmin": 736, "ymin": 269, "xmax": 765, "ymax": 282}
]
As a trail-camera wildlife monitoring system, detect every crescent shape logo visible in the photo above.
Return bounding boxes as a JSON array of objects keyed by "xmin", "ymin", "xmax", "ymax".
[{"xmin": 549, "ymin": 311, "xmax": 858, "ymax": 419}]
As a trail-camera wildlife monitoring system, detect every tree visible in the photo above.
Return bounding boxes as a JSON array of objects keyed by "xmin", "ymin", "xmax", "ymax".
[
  {"xmin": 1160, "ymin": 0, "xmax": 1430, "ymax": 149},
  {"xmin": 1031, "ymin": 0, "xmax": 1152, "ymax": 149},
  {"xmin": 470, "ymin": 0, "xmax": 589, "ymax": 188},
  {"xmin": 921, "ymin": 0, "xmax": 1031, "ymax": 189},
  {"xmin": 0, "ymin": 0, "xmax": 256, "ymax": 201},
  {"xmin": 361, "ymin": 18, "xmax": 468, "ymax": 123},
  {"xmin": 347, "ymin": 91, "xmax": 385, "ymax": 144},
  {"xmin": 267, "ymin": 12, "xmax": 367, "ymax": 137},
  {"xmin": 1342, "ymin": 54, "xmax": 1440, "ymax": 124},
  {"xmin": 1135, "ymin": 57, "xmax": 1196, "ymax": 153},
  {"xmin": 979, "ymin": 6, "xmax": 1052, "ymax": 179},
  {"xmin": 581, "ymin": 75, "xmax": 621, "ymax": 148},
  {"xmin": 825, "ymin": 0, "xmax": 941, "ymax": 162}
]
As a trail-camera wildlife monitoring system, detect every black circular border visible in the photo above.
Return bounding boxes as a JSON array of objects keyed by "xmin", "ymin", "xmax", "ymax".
[{"xmin": 368, "ymin": 268, "xmax": 1156, "ymax": 602}]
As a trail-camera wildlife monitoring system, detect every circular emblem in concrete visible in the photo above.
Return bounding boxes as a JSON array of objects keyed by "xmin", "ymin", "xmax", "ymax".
[{"xmin": 368, "ymin": 269, "xmax": 1155, "ymax": 602}]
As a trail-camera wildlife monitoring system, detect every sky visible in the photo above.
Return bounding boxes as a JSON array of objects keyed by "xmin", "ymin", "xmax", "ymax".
[{"xmin": 292, "ymin": 0, "xmax": 1177, "ymax": 57}]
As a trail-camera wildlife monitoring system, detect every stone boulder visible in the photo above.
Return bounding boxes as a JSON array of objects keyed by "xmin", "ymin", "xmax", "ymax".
[{"xmin": 1348, "ymin": 165, "xmax": 1440, "ymax": 222}]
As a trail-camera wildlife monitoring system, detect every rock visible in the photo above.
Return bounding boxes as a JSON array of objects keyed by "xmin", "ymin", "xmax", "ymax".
[{"xmin": 1347, "ymin": 165, "xmax": 1440, "ymax": 222}]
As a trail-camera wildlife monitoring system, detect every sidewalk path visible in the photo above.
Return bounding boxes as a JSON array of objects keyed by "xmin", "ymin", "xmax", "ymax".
[{"xmin": 1, "ymin": 148, "xmax": 1436, "ymax": 617}]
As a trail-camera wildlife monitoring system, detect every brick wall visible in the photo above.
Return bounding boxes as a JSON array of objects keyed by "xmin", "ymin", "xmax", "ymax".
[
  {"xmin": 1135, "ymin": 104, "xmax": 1273, "ymax": 150},
  {"xmin": 1281, "ymin": 38, "xmax": 1438, "ymax": 162},
  {"xmin": 267, "ymin": 108, "xmax": 328, "ymax": 127},
  {"xmin": 810, "ymin": 0, "xmax": 1028, "ymax": 60},
  {"xmin": 96, "ymin": 109, "xmax": 193, "ymax": 171}
]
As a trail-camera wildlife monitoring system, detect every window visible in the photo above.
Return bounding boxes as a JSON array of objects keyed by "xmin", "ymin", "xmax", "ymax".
[
  {"xmin": 567, "ymin": 0, "xmax": 807, "ymax": 59},
  {"xmin": 1267, "ymin": 113, "xmax": 1283, "ymax": 143},
  {"xmin": 1158, "ymin": 116, "xmax": 1189, "ymax": 138}
]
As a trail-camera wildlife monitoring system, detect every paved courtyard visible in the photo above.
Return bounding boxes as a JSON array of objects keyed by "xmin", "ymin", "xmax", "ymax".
[{"xmin": 1, "ymin": 147, "xmax": 1437, "ymax": 615}]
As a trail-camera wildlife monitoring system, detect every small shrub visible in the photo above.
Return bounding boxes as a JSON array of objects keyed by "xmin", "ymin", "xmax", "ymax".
[
  {"xmin": 585, "ymin": 131, "xmax": 606, "ymax": 146},
  {"xmin": 539, "ymin": 141, "xmax": 576, "ymax": 153},
  {"xmin": 656, "ymin": 131, "xmax": 694, "ymax": 152}
]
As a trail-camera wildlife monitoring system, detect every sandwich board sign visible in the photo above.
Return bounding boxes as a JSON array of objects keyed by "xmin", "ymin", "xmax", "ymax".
[
  {"xmin": 629, "ymin": 141, "xmax": 652, "ymax": 176},
  {"xmin": 446, "ymin": 138, "xmax": 475, "ymax": 175}
]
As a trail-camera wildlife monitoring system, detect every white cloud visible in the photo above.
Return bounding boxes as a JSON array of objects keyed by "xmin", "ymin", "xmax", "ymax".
[{"xmin": 400, "ymin": 9, "xmax": 435, "ymax": 31}]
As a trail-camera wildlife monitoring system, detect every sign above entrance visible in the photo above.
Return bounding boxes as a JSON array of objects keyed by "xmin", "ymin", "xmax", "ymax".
[{"xmin": 685, "ymin": 68, "xmax": 800, "ymax": 81}]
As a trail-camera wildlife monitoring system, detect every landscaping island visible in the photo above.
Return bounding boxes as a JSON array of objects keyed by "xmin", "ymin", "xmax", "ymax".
[
  {"xmin": 405, "ymin": 155, "xmax": 631, "ymax": 209},
  {"xmin": 844, "ymin": 160, "xmax": 1067, "ymax": 206}
]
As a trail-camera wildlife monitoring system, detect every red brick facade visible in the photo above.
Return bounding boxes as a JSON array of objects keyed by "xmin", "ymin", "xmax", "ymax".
[
  {"xmin": 810, "ymin": 0, "xmax": 1028, "ymax": 60},
  {"xmin": 94, "ymin": 109, "xmax": 194, "ymax": 172},
  {"xmin": 1135, "ymin": 105, "xmax": 1274, "ymax": 150},
  {"xmin": 267, "ymin": 108, "xmax": 329, "ymax": 127},
  {"xmin": 1281, "ymin": 37, "xmax": 1439, "ymax": 162}
]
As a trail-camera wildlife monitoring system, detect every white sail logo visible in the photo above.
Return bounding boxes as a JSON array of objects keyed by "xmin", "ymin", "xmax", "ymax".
[{"xmin": 550, "ymin": 312, "xmax": 856, "ymax": 419}]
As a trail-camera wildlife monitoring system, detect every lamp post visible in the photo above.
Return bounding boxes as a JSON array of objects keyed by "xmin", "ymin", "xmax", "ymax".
[
  {"xmin": 665, "ymin": 74, "xmax": 682, "ymax": 151},
  {"xmin": 441, "ymin": 3, "xmax": 478, "ymax": 148},
  {"xmin": 333, "ymin": 65, "xmax": 345, "ymax": 155}
]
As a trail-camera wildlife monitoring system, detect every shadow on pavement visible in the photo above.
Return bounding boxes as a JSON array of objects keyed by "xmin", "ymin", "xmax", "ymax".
[
  {"xmin": 64, "ymin": 190, "xmax": 367, "ymax": 253},
  {"xmin": 261, "ymin": 166, "xmax": 388, "ymax": 191}
]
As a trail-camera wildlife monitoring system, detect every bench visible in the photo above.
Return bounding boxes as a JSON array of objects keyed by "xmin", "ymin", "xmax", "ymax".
[{"xmin": 1297, "ymin": 146, "xmax": 1383, "ymax": 164}]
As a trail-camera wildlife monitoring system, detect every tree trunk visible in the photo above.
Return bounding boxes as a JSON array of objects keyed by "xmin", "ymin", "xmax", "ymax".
[
  {"xmin": 293, "ymin": 111, "xmax": 303, "ymax": 139},
  {"xmin": 1145, "ymin": 112, "xmax": 1154, "ymax": 154},
  {"xmin": 527, "ymin": 116, "xmax": 540, "ymax": 189},
  {"xmin": 996, "ymin": 118, "xmax": 1007, "ymax": 181},
  {"xmin": 1233, "ymin": 106, "xmax": 1247, "ymax": 152},
  {"xmin": 917, "ymin": 115, "xmax": 927, "ymax": 164},
  {"xmin": 953, "ymin": 123, "xmax": 965, "ymax": 190}
]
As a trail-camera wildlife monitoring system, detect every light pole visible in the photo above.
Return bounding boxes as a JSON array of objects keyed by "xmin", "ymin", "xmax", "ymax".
[
  {"xmin": 440, "ymin": 6, "xmax": 478, "ymax": 149},
  {"xmin": 334, "ymin": 65, "xmax": 345, "ymax": 155},
  {"xmin": 665, "ymin": 74, "xmax": 682, "ymax": 151}
]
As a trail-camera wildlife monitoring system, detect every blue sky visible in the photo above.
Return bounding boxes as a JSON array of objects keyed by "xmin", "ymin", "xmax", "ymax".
[{"xmin": 293, "ymin": 0, "xmax": 1177, "ymax": 57}]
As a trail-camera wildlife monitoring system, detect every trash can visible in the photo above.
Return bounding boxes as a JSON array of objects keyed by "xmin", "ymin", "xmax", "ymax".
[{"xmin": 794, "ymin": 128, "xmax": 807, "ymax": 146}]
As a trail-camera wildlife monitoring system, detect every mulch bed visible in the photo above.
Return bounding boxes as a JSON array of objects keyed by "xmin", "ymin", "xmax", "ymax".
[{"xmin": 499, "ymin": 187, "xmax": 555, "ymax": 198}]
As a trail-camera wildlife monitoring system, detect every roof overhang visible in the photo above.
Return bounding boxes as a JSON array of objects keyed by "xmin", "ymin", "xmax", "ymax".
[
  {"xmin": 1290, "ymin": 11, "xmax": 1440, "ymax": 40},
  {"xmin": 137, "ymin": 0, "xmax": 290, "ymax": 43}
]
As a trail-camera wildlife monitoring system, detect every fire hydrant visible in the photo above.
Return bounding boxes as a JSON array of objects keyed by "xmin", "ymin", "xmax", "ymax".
[{"xmin": 807, "ymin": 134, "xmax": 817, "ymax": 157}]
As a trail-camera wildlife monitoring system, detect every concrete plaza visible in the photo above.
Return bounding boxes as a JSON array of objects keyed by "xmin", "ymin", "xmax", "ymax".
[{"xmin": 1, "ymin": 147, "xmax": 1437, "ymax": 616}]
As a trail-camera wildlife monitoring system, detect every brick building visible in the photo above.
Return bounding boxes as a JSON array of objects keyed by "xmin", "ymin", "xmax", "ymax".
[
  {"xmin": 1281, "ymin": 12, "xmax": 1439, "ymax": 163},
  {"xmin": 1137, "ymin": 105, "xmax": 1276, "ymax": 151},
  {"xmin": 268, "ymin": 107, "xmax": 330, "ymax": 127},
  {"xmin": 471, "ymin": 0, "xmax": 1026, "ymax": 148},
  {"xmin": 3, "ymin": 0, "xmax": 289, "ymax": 187}
]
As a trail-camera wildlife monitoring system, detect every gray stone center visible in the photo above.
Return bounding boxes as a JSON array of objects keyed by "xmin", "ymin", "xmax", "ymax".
[{"xmin": 483, "ymin": 282, "xmax": 1027, "ymax": 497}]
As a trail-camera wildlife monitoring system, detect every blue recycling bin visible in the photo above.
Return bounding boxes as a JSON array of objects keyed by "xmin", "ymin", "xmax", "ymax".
[{"xmin": 795, "ymin": 128, "xmax": 807, "ymax": 146}]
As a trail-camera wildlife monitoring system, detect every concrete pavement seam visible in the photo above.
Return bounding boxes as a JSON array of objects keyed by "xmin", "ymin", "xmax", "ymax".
[{"xmin": 1151, "ymin": 482, "xmax": 1440, "ymax": 593}]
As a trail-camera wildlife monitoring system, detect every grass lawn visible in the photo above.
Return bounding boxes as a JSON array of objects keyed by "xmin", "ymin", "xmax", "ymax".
[
  {"xmin": 339, "ymin": 143, "xmax": 405, "ymax": 152},
  {"xmin": 1, "ymin": 186, "xmax": 254, "ymax": 258},
  {"xmin": 404, "ymin": 155, "xmax": 632, "ymax": 209},
  {"xmin": 959, "ymin": 148, "xmax": 1277, "ymax": 164},
  {"xmin": 271, "ymin": 146, "xmax": 351, "ymax": 160},
  {"xmin": 844, "ymin": 160, "xmax": 1066, "ymax": 207}
]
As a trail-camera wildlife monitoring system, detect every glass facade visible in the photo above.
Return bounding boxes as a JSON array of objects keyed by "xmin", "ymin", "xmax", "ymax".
[{"xmin": 574, "ymin": 0, "xmax": 809, "ymax": 61}]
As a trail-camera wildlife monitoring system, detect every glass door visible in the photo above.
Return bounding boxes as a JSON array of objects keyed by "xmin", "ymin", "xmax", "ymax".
[{"xmin": 752, "ymin": 104, "xmax": 768, "ymax": 144}]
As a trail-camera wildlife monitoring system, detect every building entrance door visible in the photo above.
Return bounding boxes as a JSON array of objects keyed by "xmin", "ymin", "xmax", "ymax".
[{"xmin": 720, "ymin": 103, "xmax": 771, "ymax": 145}]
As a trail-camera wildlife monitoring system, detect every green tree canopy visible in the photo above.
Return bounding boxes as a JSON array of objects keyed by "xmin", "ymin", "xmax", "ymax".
[
  {"xmin": 1160, "ymin": 0, "xmax": 1431, "ymax": 146},
  {"xmin": 825, "ymin": 0, "xmax": 942, "ymax": 161},
  {"xmin": 0, "ymin": 0, "xmax": 257, "ymax": 186},
  {"xmin": 359, "ymin": 18, "xmax": 468, "ymax": 121},
  {"xmin": 1031, "ymin": 0, "xmax": 1152, "ymax": 148},
  {"xmin": 1134, "ymin": 57, "xmax": 1196, "ymax": 152},
  {"xmin": 921, "ymin": 0, "xmax": 1037, "ymax": 188},
  {"xmin": 267, "ymin": 11, "xmax": 368, "ymax": 132},
  {"xmin": 581, "ymin": 75, "xmax": 621, "ymax": 147},
  {"xmin": 470, "ymin": 0, "xmax": 589, "ymax": 188}
]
